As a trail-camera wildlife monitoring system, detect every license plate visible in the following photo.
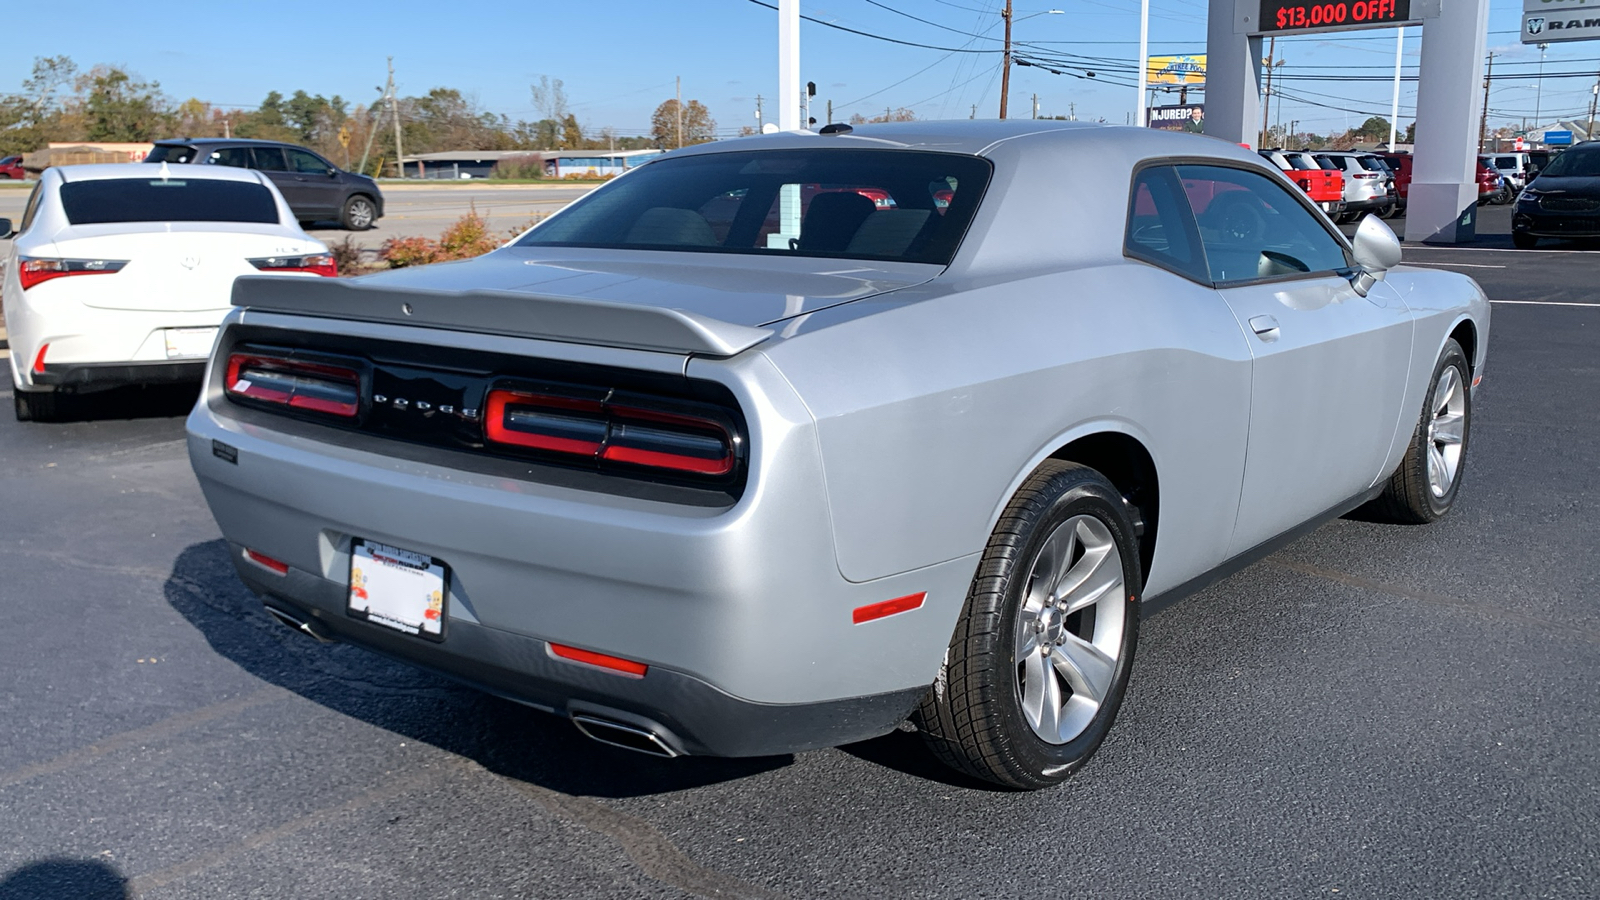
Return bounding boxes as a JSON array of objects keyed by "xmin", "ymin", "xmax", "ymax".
[
  {"xmin": 164, "ymin": 327, "xmax": 218, "ymax": 359},
  {"xmin": 347, "ymin": 539, "xmax": 448, "ymax": 641}
]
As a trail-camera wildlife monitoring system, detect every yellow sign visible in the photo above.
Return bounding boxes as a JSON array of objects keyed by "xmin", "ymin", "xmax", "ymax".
[
  {"xmin": 1147, "ymin": 55, "xmax": 1207, "ymax": 85},
  {"xmin": 338, "ymin": 126, "xmax": 352, "ymax": 148}
]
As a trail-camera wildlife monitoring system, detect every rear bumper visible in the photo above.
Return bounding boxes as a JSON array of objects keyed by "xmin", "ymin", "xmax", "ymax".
[
  {"xmin": 239, "ymin": 548, "xmax": 924, "ymax": 757},
  {"xmin": 31, "ymin": 359, "xmax": 206, "ymax": 392}
]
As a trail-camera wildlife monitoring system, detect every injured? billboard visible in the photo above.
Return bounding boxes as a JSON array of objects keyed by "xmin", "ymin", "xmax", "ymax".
[{"xmin": 1147, "ymin": 105, "xmax": 1206, "ymax": 133}]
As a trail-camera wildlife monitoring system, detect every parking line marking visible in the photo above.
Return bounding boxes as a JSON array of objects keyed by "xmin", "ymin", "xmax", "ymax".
[
  {"xmin": 127, "ymin": 763, "xmax": 452, "ymax": 894},
  {"xmin": 0, "ymin": 688, "xmax": 281, "ymax": 791},
  {"xmin": 1277, "ymin": 559, "xmax": 1600, "ymax": 646},
  {"xmin": 1490, "ymin": 300, "xmax": 1600, "ymax": 307}
]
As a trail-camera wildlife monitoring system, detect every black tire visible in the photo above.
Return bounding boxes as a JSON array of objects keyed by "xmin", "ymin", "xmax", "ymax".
[
  {"xmin": 340, "ymin": 195, "xmax": 377, "ymax": 231},
  {"xmin": 14, "ymin": 388, "xmax": 64, "ymax": 422},
  {"xmin": 1383, "ymin": 202, "xmax": 1403, "ymax": 220},
  {"xmin": 1513, "ymin": 232, "xmax": 1538, "ymax": 249},
  {"xmin": 916, "ymin": 461, "xmax": 1142, "ymax": 790},
  {"xmin": 1369, "ymin": 339, "xmax": 1472, "ymax": 524}
]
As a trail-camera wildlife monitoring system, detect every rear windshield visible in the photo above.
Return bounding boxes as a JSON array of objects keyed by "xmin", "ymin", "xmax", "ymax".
[
  {"xmin": 1358, "ymin": 157, "xmax": 1387, "ymax": 171},
  {"xmin": 59, "ymin": 177, "xmax": 280, "ymax": 225},
  {"xmin": 145, "ymin": 144, "xmax": 199, "ymax": 164},
  {"xmin": 1285, "ymin": 154, "xmax": 1315, "ymax": 170},
  {"xmin": 1540, "ymin": 149, "xmax": 1600, "ymax": 178},
  {"xmin": 516, "ymin": 149, "xmax": 993, "ymax": 266}
]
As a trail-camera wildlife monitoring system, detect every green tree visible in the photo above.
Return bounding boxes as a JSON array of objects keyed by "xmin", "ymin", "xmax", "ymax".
[
  {"xmin": 1358, "ymin": 115, "xmax": 1392, "ymax": 140},
  {"xmin": 82, "ymin": 67, "xmax": 170, "ymax": 141}
]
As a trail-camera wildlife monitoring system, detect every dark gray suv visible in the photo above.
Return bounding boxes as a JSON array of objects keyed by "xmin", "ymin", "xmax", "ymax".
[{"xmin": 146, "ymin": 138, "xmax": 383, "ymax": 231}]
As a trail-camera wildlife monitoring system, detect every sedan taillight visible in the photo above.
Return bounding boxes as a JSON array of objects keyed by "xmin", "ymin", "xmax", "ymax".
[
  {"xmin": 248, "ymin": 253, "xmax": 338, "ymax": 277},
  {"xmin": 486, "ymin": 386, "xmax": 737, "ymax": 477},
  {"xmin": 225, "ymin": 352, "xmax": 362, "ymax": 418},
  {"xmin": 17, "ymin": 257, "xmax": 128, "ymax": 291}
]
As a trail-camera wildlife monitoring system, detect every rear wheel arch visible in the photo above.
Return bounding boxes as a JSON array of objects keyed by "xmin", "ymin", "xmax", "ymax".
[{"xmin": 1046, "ymin": 432, "xmax": 1159, "ymax": 588}]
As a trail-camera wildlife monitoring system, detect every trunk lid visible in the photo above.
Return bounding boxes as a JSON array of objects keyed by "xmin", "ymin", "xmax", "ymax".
[{"xmin": 48, "ymin": 224, "xmax": 325, "ymax": 312}]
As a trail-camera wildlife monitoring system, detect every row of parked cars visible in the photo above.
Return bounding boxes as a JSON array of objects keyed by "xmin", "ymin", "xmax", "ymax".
[{"xmin": 1257, "ymin": 147, "xmax": 1532, "ymax": 222}]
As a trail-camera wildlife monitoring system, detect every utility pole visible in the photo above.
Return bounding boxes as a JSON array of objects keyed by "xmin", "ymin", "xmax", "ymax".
[
  {"xmin": 1032, "ymin": 93, "xmax": 1039, "ymax": 119},
  {"xmin": 827, "ymin": 99, "xmax": 833, "ymax": 125},
  {"xmin": 1000, "ymin": 0, "xmax": 1014, "ymax": 119},
  {"xmin": 1260, "ymin": 37, "xmax": 1277, "ymax": 148},
  {"xmin": 359, "ymin": 83, "xmax": 385, "ymax": 177},
  {"xmin": 1070, "ymin": 102, "xmax": 1076, "ymax": 121},
  {"xmin": 755, "ymin": 94, "xmax": 764, "ymax": 132},
  {"xmin": 1479, "ymin": 52, "xmax": 1493, "ymax": 152},
  {"xmin": 1589, "ymin": 73, "xmax": 1600, "ymax": 139},
  {"xmin": 387, "ymin": 57, "xmax": 404, "ymax": 179},
  {"xmin": 676, "ymin": 76, "xmax": 683, "ymax": 149},
  {"xmin": 971, "ymin": 104, "xmax": 977, "ymax": 120}
]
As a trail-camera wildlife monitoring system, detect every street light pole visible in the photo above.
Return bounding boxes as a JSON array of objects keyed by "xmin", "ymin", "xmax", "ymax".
[
  {"xmin": 1135, "ymin": 0, "xmax": 1150, "ymax": 126},
  {"xmin": 1535, "ymin": 42, "xmax": 1548, "ymax": 127}
]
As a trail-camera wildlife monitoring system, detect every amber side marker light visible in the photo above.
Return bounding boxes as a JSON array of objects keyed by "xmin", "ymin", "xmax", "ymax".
[
  {"xmin": 548, "ymin": 642, "xmax": 649, "ymax": 677},
  {"xmin": 853, "ymin": 592, "xmax": 927, "ymax": 625},
  {"xmin": 242, "ymin": 548, "xmax": 290, "ymax": 575}
]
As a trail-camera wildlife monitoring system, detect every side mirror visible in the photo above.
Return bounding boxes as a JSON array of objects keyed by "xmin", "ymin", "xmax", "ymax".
[
  {"xmin": 1348, "ymin": 215, "xmax": 1402, "ymax": 296},
  {"xmin": 0, "ymin": 218, "xmax": 12, "ymax": 239}
]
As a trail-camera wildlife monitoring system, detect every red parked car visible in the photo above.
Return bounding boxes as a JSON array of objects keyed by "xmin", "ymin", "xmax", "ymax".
[
  {"xmin": 1258, "ymin": 150, "xmax": 1344, "ymax": 216},
  {"xmin": 1476, "ymin": 159, "xmax": 1509, "ymax": 205},
  {"xmin": 0, "ymin": 156, "xmax": 25, "ymax": 180}
]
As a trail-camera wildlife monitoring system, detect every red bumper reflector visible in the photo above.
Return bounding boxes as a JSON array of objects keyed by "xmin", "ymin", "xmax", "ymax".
[
  {"xmin": 31, "ymin": 344, "xmax": 49, "ymax": 376},
  {"xmin": 243, "ymin": 548, "xmax": 289, "ymax": 575},
  {"xmin": 548, "ymin": 643, "xmax": 649, "ymax": 677},
  {"xmin": 852, "ymin": 592, "xmax": 927, "ymax": 624}
]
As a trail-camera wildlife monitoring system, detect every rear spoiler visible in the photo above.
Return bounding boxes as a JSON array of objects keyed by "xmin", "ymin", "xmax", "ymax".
[{"xmin": 231, "ymin": 275, "xmax": 774, "ymax": 358}]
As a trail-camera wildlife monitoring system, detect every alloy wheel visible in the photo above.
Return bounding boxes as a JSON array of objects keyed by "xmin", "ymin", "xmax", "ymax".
[{"xmin": 1426, "ymin": 364, "xmax": 1467, "ymax": 498}]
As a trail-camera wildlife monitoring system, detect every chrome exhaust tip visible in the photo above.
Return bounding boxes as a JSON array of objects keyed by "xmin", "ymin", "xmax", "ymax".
[
  {"xmin": 264, "ymin": 604, "xmax": 338, "ymax": 644},
  {"xmin": 571, "ymin": 714, "xmax": 679, "ymax": 758}
]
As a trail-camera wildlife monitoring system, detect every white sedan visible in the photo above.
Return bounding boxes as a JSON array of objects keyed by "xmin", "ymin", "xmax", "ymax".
[{"xmin": 1, "ymin": 163, "xmax": 336, "ymax": 421}]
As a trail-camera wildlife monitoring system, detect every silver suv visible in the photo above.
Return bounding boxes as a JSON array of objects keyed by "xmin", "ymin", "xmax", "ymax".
[{"xmin": 1314, "ymin": 151, "xmax": 1395, "ymax": 222}]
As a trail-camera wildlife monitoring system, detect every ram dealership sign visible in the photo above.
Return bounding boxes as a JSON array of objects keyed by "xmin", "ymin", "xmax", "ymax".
[{"xmin": 1524, "ymin": 0, "xmax": 1600, "ymax": 43}]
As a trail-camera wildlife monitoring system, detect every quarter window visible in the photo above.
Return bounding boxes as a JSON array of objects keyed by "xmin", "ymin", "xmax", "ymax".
[
  {"xmin": 1175, "ymin": 165, "xmax": 1350, "ymax": 283},
  {"xmin": 18, "ymin": 182, "xmax": 43, "ymax": 234},
  {"xmin": 1124, "ymin": 167, "xmax": 1204, "ymax": 282}
]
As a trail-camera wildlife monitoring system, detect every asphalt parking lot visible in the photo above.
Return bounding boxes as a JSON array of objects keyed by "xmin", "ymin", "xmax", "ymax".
[{"xmin": 0, "ymin": 202, "xmax": 1597, "ymax": 899}]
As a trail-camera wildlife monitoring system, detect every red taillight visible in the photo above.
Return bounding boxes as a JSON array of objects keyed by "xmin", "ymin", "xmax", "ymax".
[
  {"xmin": 486, "ymin": 387, "xmax": 737, "ymax": 477},
  {"xmin": 248, "ymin": 253, "xmax": 338, "ymax": 277},
  {"xmin": 547, "ymin": 643, "xmax": 649, "ymax": 677},
  {"xmin": 243, "ymin": 548, "xmax": 289, "ymax": 575},
  {"xmin": 224, "ymin": 352, "xmax": 361, "ymax": 418},
  {"xmin": 31, "ymin": 344, "xmax": 48, "ymax": 376},
  {"xmin": 852, "ymin": 592, "xmax": 927, "ymax": 624},
  {"xmin": 18, "ymin": 257, "xmax": 127, "ymax": 290}
]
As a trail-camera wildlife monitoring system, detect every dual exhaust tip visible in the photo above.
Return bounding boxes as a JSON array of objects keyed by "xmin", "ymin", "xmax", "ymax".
[{"xmin": 262, "ymin": 603, "xmax": 682, "ymax": 759}]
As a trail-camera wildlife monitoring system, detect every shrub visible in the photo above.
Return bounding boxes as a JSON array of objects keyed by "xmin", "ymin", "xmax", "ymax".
[
  {"xmin": 378, "ymin": 204, "xmax": 504, "ymax": 269},
  {"xmin": 490, "ymin": 153, "xmax": 546, "ymax": 180}
]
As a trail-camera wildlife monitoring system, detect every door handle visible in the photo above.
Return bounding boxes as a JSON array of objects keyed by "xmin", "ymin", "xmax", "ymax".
[{"xmin": 1248, "ymin": 315, "xmax": 1280, "ymax": 343}]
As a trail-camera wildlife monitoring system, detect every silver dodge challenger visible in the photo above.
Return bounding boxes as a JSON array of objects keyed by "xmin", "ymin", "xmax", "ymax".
[{"xmin": 187, "ymin": 122, "xmax": 1489, "ymax": 788}]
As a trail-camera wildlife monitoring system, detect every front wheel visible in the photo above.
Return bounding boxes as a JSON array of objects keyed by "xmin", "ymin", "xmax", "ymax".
[
  {"xmin": 340, "ymin": 195, "xmax": 377, "ymax": 231},
  {"xmin": 916, "ymin": 461, "xmax": 1141, "ymax": 790},
  {"xmin": 1370, "ymin": 339, "xmax": 1471, "ymax": 524}
]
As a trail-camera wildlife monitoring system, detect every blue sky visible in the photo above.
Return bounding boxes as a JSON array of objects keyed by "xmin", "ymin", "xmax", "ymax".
[{"xmin": 3, "ymin": 1, "xmax": 1590, "ymax": 138}]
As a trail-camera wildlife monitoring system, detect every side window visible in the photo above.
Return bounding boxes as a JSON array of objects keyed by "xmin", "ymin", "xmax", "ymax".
[
  {"xmin": 250, "ymin": 147, "xmax": 289, "ymax": 172},
  {"xmin": 1176, "ymin": 165, "xmax": 1350, "ymax": 283},
  {"xmin": 18, "ymin": 182, "xmax": 44, "ymax": 234},
  {"xmin": 206, "ymin": 147, "xmax": 253, "ymax": 168},
  {"xmin": 286, "ymin": 149, "xmax": 331, "ymax": 174},
  {"xmin": 1124, "ymin": 166, "xmax": 1205, "ymax": 282}
]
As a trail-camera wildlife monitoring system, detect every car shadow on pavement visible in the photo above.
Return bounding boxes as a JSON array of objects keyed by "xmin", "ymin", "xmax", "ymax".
[
  {"xmin": 0, "ymin": 858, "xmax": 129, "ymax": 900},
  {"xmin": 164, "ymin": 539, "xmax": 790, "ymax": 799},
  {"xmin": 34, "ymin": 384, "xmax": 198, "ymax": 422}
]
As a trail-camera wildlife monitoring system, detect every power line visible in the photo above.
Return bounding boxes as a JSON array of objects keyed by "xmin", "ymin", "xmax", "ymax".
[{"xmin": 742, "ymin": 0, "xmax": 993, "ymax": 53}]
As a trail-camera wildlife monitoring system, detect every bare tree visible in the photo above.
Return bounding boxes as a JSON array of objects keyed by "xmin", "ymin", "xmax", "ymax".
[{"xmin": 530, "ymin": 76, "xmax": 569, "ymax": 123}]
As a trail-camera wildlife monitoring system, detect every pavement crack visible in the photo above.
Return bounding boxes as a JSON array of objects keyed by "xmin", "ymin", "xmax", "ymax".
[
  {"xmin": 489, "ymin": 770, "xmax": 787, "ymax": 900},
  {"xmin": 1275, "ymin": 558, "xmax": 1600, "ymax": 647}
]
